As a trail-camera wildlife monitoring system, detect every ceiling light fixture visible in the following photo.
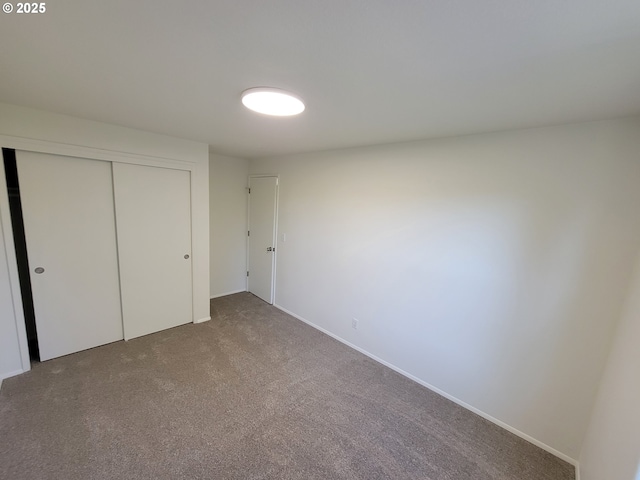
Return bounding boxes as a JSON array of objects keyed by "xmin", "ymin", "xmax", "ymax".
[{"xmin": 241, "ymin": 87, "xmax": 305, "ymax": 116}]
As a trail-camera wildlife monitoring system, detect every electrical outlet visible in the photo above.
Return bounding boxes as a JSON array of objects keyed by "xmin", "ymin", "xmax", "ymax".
[{"xmin": 352, "ymin": 318, "xmax": 359, "ymax": 330}]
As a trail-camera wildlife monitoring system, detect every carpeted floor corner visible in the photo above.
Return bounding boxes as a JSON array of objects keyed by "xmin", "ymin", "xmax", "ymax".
[{"xmin": 0, "ymin": 292, "xmax": 575, "ymax": 479}]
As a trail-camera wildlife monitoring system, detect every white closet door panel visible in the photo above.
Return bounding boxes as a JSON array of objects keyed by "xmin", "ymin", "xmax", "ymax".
[
  {"xmin": 17, "ymin": 151, "xmax": 124, "ymax": 361},
  {"xmin": 113, "ymin": 163, "xmax": 192, "ymax": 340}
]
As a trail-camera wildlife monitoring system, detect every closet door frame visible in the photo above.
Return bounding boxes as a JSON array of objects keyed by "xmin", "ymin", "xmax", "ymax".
[{"xmin": 0, "ymin": 135, "xmax": 198, "ymax": 374}]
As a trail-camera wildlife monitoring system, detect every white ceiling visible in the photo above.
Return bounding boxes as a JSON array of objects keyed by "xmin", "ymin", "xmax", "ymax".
[{"xmin": 1, "ymin": 0, "xmax": 639, "ymax": 159}]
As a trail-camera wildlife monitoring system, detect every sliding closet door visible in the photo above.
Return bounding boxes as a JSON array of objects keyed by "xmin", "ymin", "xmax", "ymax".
[
  {"xmin": 17, "ymin": 151, "xmax": 124, "ymax": 361},
  {"xmin": 112, "ymin": 163, "xmax": 192, "ymax": 340}
]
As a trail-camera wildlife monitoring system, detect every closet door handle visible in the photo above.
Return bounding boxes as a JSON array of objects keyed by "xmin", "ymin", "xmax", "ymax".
[
  {"xmin": 184, "ymin": 254, "xmax": 190, "ymax": 259},
  {"xmin": 34, "ymin": 267, "xmax": 45, "ymax": 274}
]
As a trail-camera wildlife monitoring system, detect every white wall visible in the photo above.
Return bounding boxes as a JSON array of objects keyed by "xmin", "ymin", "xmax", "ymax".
[
  {"xmin": 209, "ymin": 153, "xmax": 249, "ymax": 297},
  {"xmin": 579, "ymin": 252, "xmax": 640, "ymax": 480},
  {"xmin": 250, "ymin": 118, "xmax": 640, "ymax": 461},
  {"xmin": 0, "ymin": 103, "xmax": 210, "ymax": 379}
]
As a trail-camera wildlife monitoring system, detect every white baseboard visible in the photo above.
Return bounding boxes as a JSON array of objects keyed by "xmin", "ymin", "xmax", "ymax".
[
  {"xmin": 274, "ymin": 303, "xmax": 579, "ymax": 472},
  {"xmin": 210, "ymin": 289, "xmax": 247, "ymax": 299},
  {"xmin": 0, "ymin": 369, "xmax": 25, "ymax": 383},
  {"xmin": 194, "ymin": 316, "xmax": 211, "ymax": 324}
]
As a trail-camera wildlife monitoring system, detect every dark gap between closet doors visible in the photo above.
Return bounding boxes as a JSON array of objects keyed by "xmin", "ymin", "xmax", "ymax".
[{"xmin": 3, "ymin": 148, "xmax": 40, "ymax": 362}]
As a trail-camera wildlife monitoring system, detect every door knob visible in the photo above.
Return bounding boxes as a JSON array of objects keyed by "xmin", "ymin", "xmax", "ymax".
[
  {"xmin": 34, "ymin": 267, "xmax": 45, "ymax": 274},
  {"xmin": 267, "ymin": 247, "xmax": 275, "ymax": 252},
  {"xmin": 184, "ymin": 254, "xmax": 190, "ymax": 259}
]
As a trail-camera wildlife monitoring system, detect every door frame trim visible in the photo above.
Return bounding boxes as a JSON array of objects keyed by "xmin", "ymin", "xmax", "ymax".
[
  {"xmin": 0, "ymin": 154, "xmax": 30, "ymax": 373},
  {"xmin": 247, "ymin": 174, "xmax": 279, "ymax": 304}
]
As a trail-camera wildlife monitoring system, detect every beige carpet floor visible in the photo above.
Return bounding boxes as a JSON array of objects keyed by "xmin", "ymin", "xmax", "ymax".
[{"xmin": 0, "ymin": 292, "xmax": 575, "ymax": 479}]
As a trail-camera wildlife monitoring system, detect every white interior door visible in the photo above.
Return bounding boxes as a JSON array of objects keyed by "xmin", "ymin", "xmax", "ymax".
[
  {"xmin": 17, "ymin": 151, "xmax": 124, "ymax": 361},
  {"xmin": 113, "ymin": 163, "xmax": 192, "ymax": 340},
  {"xmin": 248, "ymin": 176, "xmax": 278, "ymax": 303}
]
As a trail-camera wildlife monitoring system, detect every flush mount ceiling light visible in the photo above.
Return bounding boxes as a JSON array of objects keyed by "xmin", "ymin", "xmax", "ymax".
[{"xmin": 241, "ymin": 87, "xmax": 305, "ymax": 116}]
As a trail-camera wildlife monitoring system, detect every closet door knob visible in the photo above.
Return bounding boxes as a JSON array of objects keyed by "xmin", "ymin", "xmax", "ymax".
[
  {"xmin": 34, "ymin": 267, "xmax": 45, "ymax": 274},
  {"xmin": 184, "ymin": 254, "xmax": 190, "ymax": 259}
]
